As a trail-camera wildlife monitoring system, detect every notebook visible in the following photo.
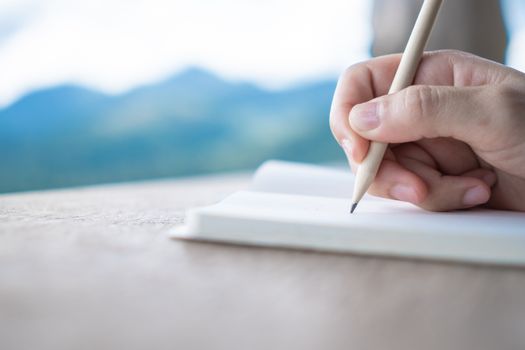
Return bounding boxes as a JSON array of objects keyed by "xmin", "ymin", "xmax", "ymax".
[{"xmin": 170, "ymin": 161, "xmax": 525, "ymax": 266}]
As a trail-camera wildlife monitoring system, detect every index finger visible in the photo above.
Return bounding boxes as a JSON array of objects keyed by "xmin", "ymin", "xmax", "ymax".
[{"xmin": 330, "ymin": 54, "xmax": 402, "ymax": 163}]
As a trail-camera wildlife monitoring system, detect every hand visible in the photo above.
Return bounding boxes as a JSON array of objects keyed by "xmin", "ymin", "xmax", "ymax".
[{"xmin": 330, "ymin": 50, "xmax": 525, "ymax": 211}]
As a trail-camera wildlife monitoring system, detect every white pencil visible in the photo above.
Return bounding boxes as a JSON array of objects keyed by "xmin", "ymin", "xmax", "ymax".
[{"xmin": 351, "ymin": 0, "xmax": 444, "ymax": 213}]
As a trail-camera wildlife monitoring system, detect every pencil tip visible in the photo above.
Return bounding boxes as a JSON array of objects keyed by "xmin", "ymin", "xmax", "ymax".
[{"xmin": 350, "ymin": 202, "xmax": 358, "ymax": 214}]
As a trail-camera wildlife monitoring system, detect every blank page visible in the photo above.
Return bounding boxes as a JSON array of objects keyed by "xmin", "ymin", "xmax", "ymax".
[
  {"xmin": 172, "ymin": 161, "xmax": 525, "ymax": 266},
  {"xmin": 178, "ymin": 191, "xmax": 525, "ymax": 265},
  {"xmin": 251, "ymin": 160, "xmax": 358, "ymax": 198}
]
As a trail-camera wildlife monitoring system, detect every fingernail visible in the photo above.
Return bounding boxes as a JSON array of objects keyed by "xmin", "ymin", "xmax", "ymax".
[
  {"xmin": 463, "ymin": 186, "xmax": 490, "ymax": 206},
  {"xmin": 341, "ymin": 138, "xmax": 353, "ymax": 162},
  {"xmin": 390, "ymin": 184, "xmax": 419, "ymax": 204},
  {"xmin": 350, "ymin": 102, "xmax": 379, "ymax": 131}
]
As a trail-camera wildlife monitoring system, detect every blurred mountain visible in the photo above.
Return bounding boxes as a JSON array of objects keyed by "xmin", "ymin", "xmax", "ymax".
[{"xmin": 0, "ymin": 68, "xmax": 343, "ymax": 193}]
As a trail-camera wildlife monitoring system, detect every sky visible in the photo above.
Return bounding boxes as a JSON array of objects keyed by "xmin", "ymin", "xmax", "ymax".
[
  {"xmin": 0, "ymin": 0, "xmax": 372, "ymax": 107},
  {"xmin": 0, "ymin": 0, "xmax": 523, "ymax": 108}
]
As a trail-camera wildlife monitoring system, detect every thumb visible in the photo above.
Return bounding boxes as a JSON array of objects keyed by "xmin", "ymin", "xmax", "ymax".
[{"xmin": 348, "ymin": 85, "xmax": 487, "ymax": 145}]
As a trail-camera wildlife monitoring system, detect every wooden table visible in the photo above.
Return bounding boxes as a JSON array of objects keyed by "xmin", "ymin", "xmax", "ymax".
[{"xmin": 1, "ymin": 173, "xmax": 524, "ymax": 350}]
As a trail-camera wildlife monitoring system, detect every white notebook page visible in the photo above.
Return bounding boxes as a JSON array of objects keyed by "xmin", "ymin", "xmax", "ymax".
[{"xmin": 172, "ymin": 161, "xmax": 525, "ymax": 265}]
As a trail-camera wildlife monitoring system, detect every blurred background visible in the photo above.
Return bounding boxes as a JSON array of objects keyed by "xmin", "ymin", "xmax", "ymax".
[{"xmin": 0, "ymin": 0, "xmax": 523, "ymax": 193}]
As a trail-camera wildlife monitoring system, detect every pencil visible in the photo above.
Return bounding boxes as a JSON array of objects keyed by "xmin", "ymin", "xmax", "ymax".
[{"xmin": 350, "ymin": 0, "xmax": 443, "ymax": 214}]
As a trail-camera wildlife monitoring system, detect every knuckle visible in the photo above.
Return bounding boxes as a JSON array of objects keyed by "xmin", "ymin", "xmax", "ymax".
[
  {"xmin": 338, "ymin": 63, "xmax": 369, "ymax": 92},
  {"xmin": 403, "ymin": 85, "xmax": 436, "ymax": 118},
  {"xmin": 401, "ymin": 86, "xmax": 440, "ymax": 137},
  {"xmin": 493, "ymin": 85, "xmax": 525, "ymax": 134},
  {"xmin": 428, "ymin": 49, "xmax": 477, "ymax": 64},
  {"xmin": 496, "ymin": 86, "xmax": 525, "ymax": 118},
  {"xmin": 435, "ymin": 49, "xmax": 471, "ymax": 58},
  {"xmin": 341, "ymin": 62, "xmax": 366, "ymax": 81}
]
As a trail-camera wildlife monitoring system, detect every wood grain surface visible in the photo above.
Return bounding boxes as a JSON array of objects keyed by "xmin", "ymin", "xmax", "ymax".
[{"xmin": 1, "ymin": 174, "xmax": 524, "ymax": 350}]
